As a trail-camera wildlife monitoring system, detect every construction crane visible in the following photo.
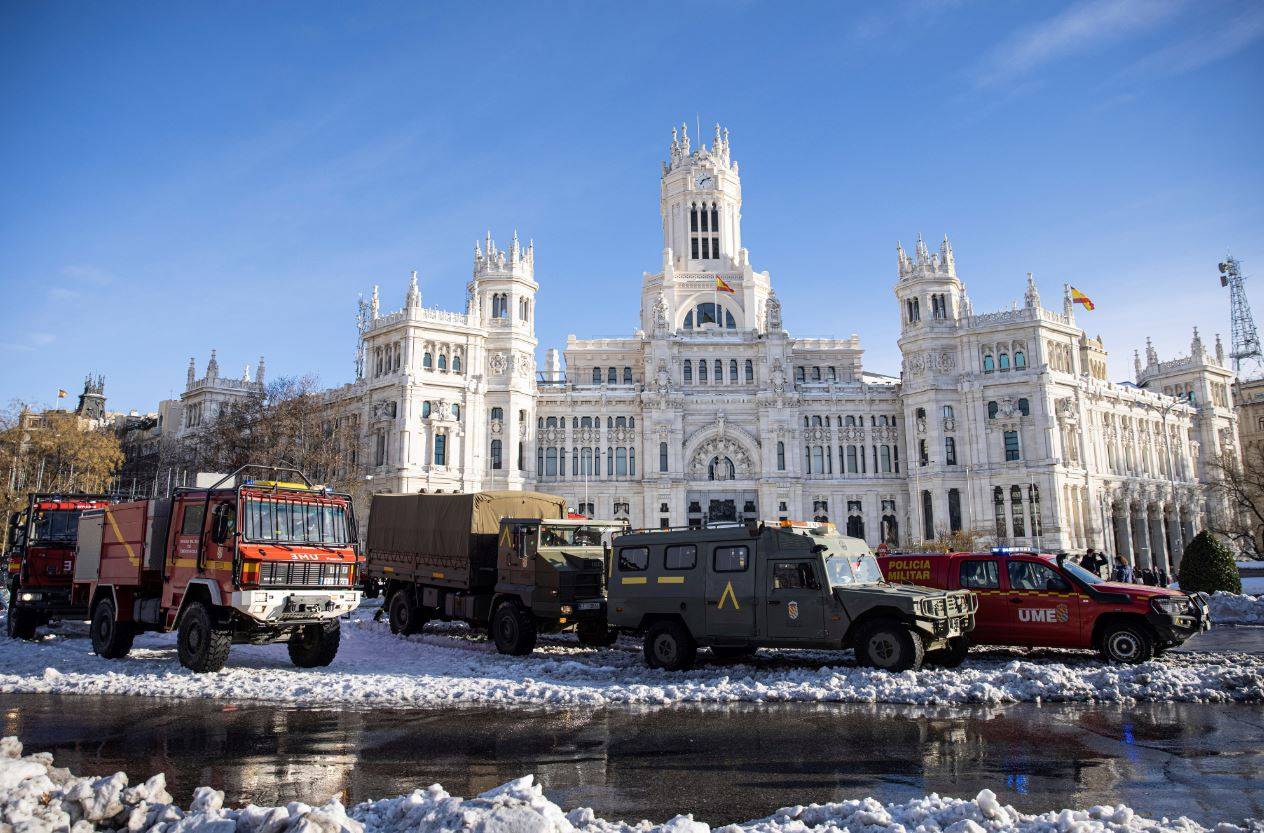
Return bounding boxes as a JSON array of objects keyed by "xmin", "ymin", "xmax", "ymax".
[{"xmin": 1220, "ymin": 255, "xmax": 1264, "ymax": 379}]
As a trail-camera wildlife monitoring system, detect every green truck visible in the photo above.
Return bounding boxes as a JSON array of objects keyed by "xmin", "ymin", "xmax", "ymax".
[
  {"xmin": 364, "ymin": 491, "xmax": 626, "ymax": 655},
  {"xmin": 607, "ymin": 521, "xmax": 976, "ymax": 671}
]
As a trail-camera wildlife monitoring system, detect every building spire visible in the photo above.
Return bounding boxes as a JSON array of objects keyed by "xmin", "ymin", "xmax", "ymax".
[
  {"xmin": 1024, "ymin": 272, "xmax": 1040, "ymax": 309},
  {"xmin": 207, "ymin": 349, "xmax": 219, "ymax": 380},
  {"xmin": 187, "ymin": 357, "xmax": 195, "ymax": 386},
  {"xmin": 406, "ymin": 270, "xmax": 420, "ymax": 309},
  {"xmin": 1146, "ymin": 336, "xmax": 1159, "ymax": 367},
  {"xmin": 370, "ymin": 284, "xmax": 380, "ymax": 319},
  {"xmin": 256, "ymin": 356, "xmax": 265, "ymax": 385}
]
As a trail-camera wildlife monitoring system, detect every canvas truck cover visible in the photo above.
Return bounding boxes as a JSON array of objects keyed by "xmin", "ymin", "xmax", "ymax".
[{"xmin": 366, "ymin": 491, "xmax": 566, "ymax": 591}]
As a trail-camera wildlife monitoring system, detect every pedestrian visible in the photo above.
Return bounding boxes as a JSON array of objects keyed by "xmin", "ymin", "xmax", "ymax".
[
  {"xmin": 1093, "ymin": 550, "xmax": 1109, "ymax": 578},
  {"xmin": 1079, "ymin": 548, "xmax": 1097, "ymax": 572},
  {"xmin": 1159, "ymin": 568, "xmax": 1170, "ymax": 587}
]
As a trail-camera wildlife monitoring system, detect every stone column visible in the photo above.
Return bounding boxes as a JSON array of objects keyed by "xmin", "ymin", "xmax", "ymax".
[
  {"xmin": 1117, "ymin": 502, "xmax": 1133, "ymax": 565},
  {"xmin": 1133, "ymin": 503, "xmax": 1152, "ymax": 570},
  {"xmin": 1166, "ymin": 506, "xmax": 1183, "ymax": 573},
  {"xmin": 1149, "ymin": 507, "xmax": 1168, "ymax": 574}
]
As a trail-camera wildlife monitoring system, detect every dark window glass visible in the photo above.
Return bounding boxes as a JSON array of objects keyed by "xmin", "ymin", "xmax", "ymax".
[
  {"xmin": 1007, "ymin": 560, "xmax": 1069, "ymax": 592},
  {"xmin": 180, "ymin": 504, "xmax": 205, "ymax": 535},
  {"xmin": 714, "ymin": 545, "xmax": 749, "ymax": 572},
  {"xmin": 665, "ymin": 545, "xmax": 696, "ymax": 570},
  {"xmin": 618, "ymin": 546, "xmax": 648, "ymax": 572},
  {"xmin": 772, "ymin": 561, "xmax": 818, "ymax": 590},
  {"xmin": 959, "ymin": 560, "xmax": 999, "ymax": 589}
]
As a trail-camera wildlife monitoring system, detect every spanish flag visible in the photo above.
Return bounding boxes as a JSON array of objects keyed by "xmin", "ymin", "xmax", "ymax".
[
  {"xmin": 715, "ymin": 275, "xmax": 736, "ymax": 293},
  {"xmin": 1070, "ymin": 286, "xmax": 1095, "ymax": 311},
  {"xmin": 57, "ymin": 389, "xmax": 67, "ymax": 399}
]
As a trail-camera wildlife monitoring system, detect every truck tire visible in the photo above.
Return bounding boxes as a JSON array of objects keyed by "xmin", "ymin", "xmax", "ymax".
[
  {"xmin": 362, "ymin": 577, "xmax": 381, "ymax": 600},
  {"xmin": 854, "ymin": 620, "xmax": 925, "ymax": 672},
  {"xmin": 388, "ymin": 590, "xmax": 427, "ymax": 635},
  {"xmin": 1099, "ymin": 622, "xmax": 1155, "ymax": 664},
  {"xmin": 288, "ymin": 621, "xmax": 341, "ymax": 668},
  {"xmin": 576, "ymin": 620, "xmax": 617, "ymax": 648},
  {"xmin": 89, "ymin": 598, "xmax": 135, "ymax": 659},
  {"xmin": 6, "ymin": 605, "xmax": 38, "ymax": 641},
  {"xmin": 924, "ymin": 636, "xmax": 969, "ymax": 669},
  {"xmin": 177, "ymin": 602, "xmax": 232, "ymax": 673},
  {"xmin": 491, "ymin": 602, "xmax": 538, "ymax": 656},
  {"xmin": 643, "ymin": 620, "xmax": 697, "ymax": 671}
]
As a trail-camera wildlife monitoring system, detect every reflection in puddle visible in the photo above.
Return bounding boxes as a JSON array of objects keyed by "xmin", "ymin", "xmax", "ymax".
[{"xmin": 4, "ymin": 695, "xmax": 1262, "ymax": 826}]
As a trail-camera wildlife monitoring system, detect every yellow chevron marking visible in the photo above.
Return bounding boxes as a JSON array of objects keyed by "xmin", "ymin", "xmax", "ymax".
[
  {"xmin": 104, "ymin": 509, "xmax": 140, "ymax": 566},
  {"xmin": 717, "ymin": 580, "xmax": 740, "ymax": 610}
]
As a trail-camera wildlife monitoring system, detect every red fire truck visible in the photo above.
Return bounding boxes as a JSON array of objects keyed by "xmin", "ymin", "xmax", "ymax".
[
  {"xmin": 6, "ymin": 493, "xmax": 122, "ymax": 640},
  {"xmin": 878, "ymin": 548, "xmax": 1209, "ymax": 663},
  {"xmin": 71, "ymin": 465, "xmax": 361, "ymax": 672}
]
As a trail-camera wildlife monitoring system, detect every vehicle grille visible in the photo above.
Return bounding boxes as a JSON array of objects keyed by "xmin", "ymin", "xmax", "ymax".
[{"xmin": 259, "ymin": 561, "xmax": 351, "ymax": 587}]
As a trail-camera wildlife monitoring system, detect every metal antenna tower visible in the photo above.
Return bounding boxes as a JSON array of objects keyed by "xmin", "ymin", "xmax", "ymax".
[{"xmin": 1220, "ymin": 255, "xmax": 1264, "ymax": 378}]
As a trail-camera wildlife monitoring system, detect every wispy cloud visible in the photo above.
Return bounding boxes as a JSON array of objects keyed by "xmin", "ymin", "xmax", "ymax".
[
  {"xmin": 850, "ymin": 0, "xmax": 967, "ymax": 42},
  {"xmin": 1115, "ymin": 3, "xmax": 1264, "ymax": 83},
  {"xmin": 974, "ymin": 0, "xmax": 1187, "ymax": 87},
  {"xmin": 61, "ymin": 264, "xmax": 113, "ymax": 285},
  {"xmin": 48, "ymin": 287, "xmax": 81, "ymax": 301},
  {"xmin": 30, "ymin": 332, "xmax": 55, "ymax": 346}
]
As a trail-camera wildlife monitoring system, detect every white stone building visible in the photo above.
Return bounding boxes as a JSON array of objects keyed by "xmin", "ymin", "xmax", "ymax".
[{"xmin": 175, "ymin": 124, "xmax": 1241, "ymax": 570}]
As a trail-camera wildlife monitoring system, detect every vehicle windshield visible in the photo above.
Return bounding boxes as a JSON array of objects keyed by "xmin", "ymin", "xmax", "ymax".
[
  {"xmin": 819, "ymin": 536, "xmax": 885, "ymax": 586},
  {"xmin": 1058, "ymin": 558, "xmax": 1104, "ymax": 586},
  {"xmin": 30, "ymin": 509, "xmax": 82, "ymax": 544},
  {"xmin": 539, "ymin": 524, "xmax": 614, "ymax": 547},
  {"xmin": 242, "ymin": 497, "xmax": 350, "ymax": 545}
]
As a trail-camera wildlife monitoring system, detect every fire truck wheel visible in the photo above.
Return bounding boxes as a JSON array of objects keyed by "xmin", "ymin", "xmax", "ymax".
[
  {"xmin": 388, "ymin": 591, "xmax": 427, "ymax": 635},
  {"xmin": 177, "ymin": 602, "xmax": 232, "ymax": 673},
  {"xmin": 89, "ymin": 599, "xmax": 135, "ymax": 659},
  {"xmin": 288, "ymin": 622, "xmax": 341, "ymax": 668},
  {"xmin": 6, "ymin": 606, "xmax": 38, "ymax": 641},
  {"xmin": 1099, "ymin": 622, "xmax": 1155, "ymax": 664},
  {"xmin": 854, "ymin": 620, "xmax": 925, "ymax": 672},
  {"xmin": 643, "ymin": 620, "xmax": 697, "ymax": 671},
  {"xmin": 924, "ymin": 637, "xmax": 969, "ymax": 669},
  {"xmin": 576, "ymin": 620, "xmax": 617, "ymax": 648},
  {"xmin": 491, "ymin": 602, "xmax": 538, "ymax": 656}
]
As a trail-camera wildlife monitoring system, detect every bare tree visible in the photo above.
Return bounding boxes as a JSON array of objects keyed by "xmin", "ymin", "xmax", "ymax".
[
  {"xmin": 925, "ymin": 526, "xmax": 994, "ymax": 554},
  {"xmin": 1202, "ymin": 444, "xmax": 1264, "ymax": 556}
]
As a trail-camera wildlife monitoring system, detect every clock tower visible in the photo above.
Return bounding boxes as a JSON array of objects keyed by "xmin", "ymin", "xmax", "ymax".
[{"xmin": 660, "ymin": 122, "xmax": 743, "ymax": 272}]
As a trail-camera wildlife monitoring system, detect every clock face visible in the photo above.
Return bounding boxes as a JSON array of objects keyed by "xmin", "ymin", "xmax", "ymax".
[{"xmin": 696, "ymin": 173, "xmax": 714, "ymax": 189}]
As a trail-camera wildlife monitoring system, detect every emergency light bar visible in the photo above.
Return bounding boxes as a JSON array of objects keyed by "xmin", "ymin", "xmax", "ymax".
[{"xmin": 991, "ymin": 546, "xmax": 1038, "ymax": 555}]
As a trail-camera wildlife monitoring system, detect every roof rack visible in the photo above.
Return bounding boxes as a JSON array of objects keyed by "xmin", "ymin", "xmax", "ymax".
[{"xmin": 622, "ymin": 521, "xmax": 758, "ymax": 536}]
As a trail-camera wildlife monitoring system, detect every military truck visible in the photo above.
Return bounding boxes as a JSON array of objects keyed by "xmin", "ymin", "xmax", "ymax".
[
  {"xmin": 365, "ymin": 491, "xmax": 626, "ymax": 655},
  {"xmin": 607, "ymin": 521, "xmax": 977, "ymax": 671}
]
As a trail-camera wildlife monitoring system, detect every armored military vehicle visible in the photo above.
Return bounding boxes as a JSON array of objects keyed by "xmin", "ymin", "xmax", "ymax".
[
  {"xmin": 365, "ymin": 491, "xmax": 626, "ymax": 655},
  {"xmin": 607, "ymin": 521, "xmax": 976, "ymax": 671}
]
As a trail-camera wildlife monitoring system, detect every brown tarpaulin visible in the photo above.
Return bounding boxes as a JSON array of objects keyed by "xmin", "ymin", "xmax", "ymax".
[{"xmin": 367, "ymin": 490, "xmax": 565, "ymax": 563}]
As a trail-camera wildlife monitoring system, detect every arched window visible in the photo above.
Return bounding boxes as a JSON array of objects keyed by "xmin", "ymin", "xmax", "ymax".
[
  {"xmin": 438, "ymin": 354, "xmax": 447, "ymax": 371},
  {"xmin": 615, "ymin": 416, "xmax": 626, "ymax": 429},
  {"xmin": 729, "ymin": 359, "xmax": 738, "ymax": 381},
  {"xmin": 615, "ymin": 447, "xmax": 628, "ymax": 476},
  {"xmin": 490, "ymin": 439, "xmax": 502, "ymax": 469},
  {"xmin": 683, "ymin": 360, "xmax": 692, "ymax": 382},
  {"xmin": 683, "ymin": 310, "xmax": 694, "ymax": 329},
  {"xmin": 828, "ymin": 367, "xmax": 837, "ymax": 382},
  {"xmin": 545, "ymin": 447, "xmax": 558, "ymax": 477},
  {"xmin": 581, "ymin": 447, "xmax": 593, "ymax": 476},
  {"xmin": 592, "ymin": 367, "xmax": 602, "ymax": 385},
  {"xmin": 993, "ymin": 487, "xmax": 1006, "ymax": 538},
  {"xmin": 724, "ymin": 308, "xmax": 735, "ymax": 328},
  {"xmin": 714, "ymin": 359, "xmax": 722, "ymax": 380},
  {"xmin": 538, "ymin": 417, "xmax": 544, "ymax": 429},
  {"xmin": 846, "ymin": 445, "xmax": 858, "ymax": 473},
  {"xmin": 452, "ymin": 404, "xmax": 461, "ymax": 420},
  {"xmin": 777, "ymin": 441, "xmax": 786, "ymax": 471},
  {"xmin": 629, "ymin": 447, "xmax": 636, "ymax": 476},
  {"xmin": 878, "ymin": 415, "xmax": 889, "ymax": 426},
  {"xmin": 987, "ymin": 401, "xmax": 999, "ymax": 419},
  {"xmin": 880, "ymin": 445, "xmax": 892, "ymax": 473},
  {"xmin": 581, "ymin": 416, "xmax": 592, "ymax": 428},
  {"xmin": 982, "ymin": 354, "xmax": 995, "ymax": 373},
  {"xmin": 812, "ymin": 366, "xmax": 822, "ymax": 381},
  {"xmin": 812, "ymin": 415, "xmax": 823, "ymax": 427},
  {"xmin": 745, "ymin": 360, "xmax": 754, "ymax": 382},
  {"xmin": 623, "ymin": 367, "xmax": 632, "ymax": 384},
  {"xmin": 607, "ymin": 367, "xmax": 617, "ymax": 384},
  {"xmin": 421, "ymin": 401, "xmax": 432, "ymax": 418},
  {"xmin": 423, "ymin": 352, "xmax": 433, "ymax": 370},
  {"xmin": 845, "ymin": 415, "xmax": 856, "ymax": 427},
  {"xmin": 546, "ymin": 416, "xmax": 557, "ymax": 428},
  {"xmin": 794, "ymin": 367, "xmax": 805, "ymax": 383},
  {"xmin": 490, "ymin": 407, "xmax": 503, "ymax": 422},
  {"xmin": 1014, "ymin": 351, "xmax": 1026, "ymax": 370},
  {"xmin": 943, "ymin": 405, "xmax": 954, "ymax": 420},
  {"xmin": 708, "ymin": 456, "xmax": 735, "ymax": 481},
  {"xmin": 699, "ymin": 360, "xmax": 708, "ymax": 382},
  {"xmin": 696, "ymin": 302, "xmax": 718, "ymax": 327},
  {"xmin": 1018, "ymin": 398, "xmax": 1030, "ymax": 416},
  {"xmin": 998, "ymin": 353, "xmax": 1010, "ymax": 371},
  {"xmin": 452, "ymin": 354, "xmax": 462, "ymax": 373}
]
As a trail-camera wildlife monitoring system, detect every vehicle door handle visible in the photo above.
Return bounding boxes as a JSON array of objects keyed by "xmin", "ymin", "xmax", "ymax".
[
  {"xmin": 767, "ymin": 599, "xmax": 781, "ymax": 605},
  {"xmin": 1009, "ymin": 597, "xmax": 1023, "ymax": 604}
]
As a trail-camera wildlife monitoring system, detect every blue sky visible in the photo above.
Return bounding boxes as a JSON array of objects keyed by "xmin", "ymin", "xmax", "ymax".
[{"xmin": 2, "ymin": 0, "xmax": 1262, "ymax": 412}]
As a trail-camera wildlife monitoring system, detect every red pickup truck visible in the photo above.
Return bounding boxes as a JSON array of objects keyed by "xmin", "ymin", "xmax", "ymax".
[{"xmin": 878, "ymin": 548, "xmax": 1209, "ymax": 664}]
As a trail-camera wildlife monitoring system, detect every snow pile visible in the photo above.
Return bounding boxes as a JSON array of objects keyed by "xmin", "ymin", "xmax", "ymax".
[
  {"xmin": 1208, "ymin": 591, "xmax": 1264, "ymax": 626},
  {"xmin": 0, "ymin": 737, "xmax": 1246, "ymax": 833},
  {"xmin": 2, "ymin": 608, "xmax": 1262, "ymax": 708}
]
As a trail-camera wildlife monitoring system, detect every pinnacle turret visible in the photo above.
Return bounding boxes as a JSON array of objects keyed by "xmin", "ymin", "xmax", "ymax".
[
  {"xmin": 897, "ymin": 232, "xmax": 957, "ymax": 279},
  {"xmin": 406, "ymin": 270, "xmax": 420, "ymax": 309},
  {"xmin": 473, "ymin": 230, "xmax": 534, "ymax": 279}
]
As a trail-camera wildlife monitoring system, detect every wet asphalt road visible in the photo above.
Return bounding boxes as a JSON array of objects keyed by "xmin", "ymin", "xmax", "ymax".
[{"xmin": 5, "ymin": 693, "xmax": 1263, "ymax": 827}]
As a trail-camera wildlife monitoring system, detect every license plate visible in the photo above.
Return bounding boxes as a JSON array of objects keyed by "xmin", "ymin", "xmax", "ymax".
[{"xmin": 577, "ymin": 601, "xmax": 601, "ymax": 611}]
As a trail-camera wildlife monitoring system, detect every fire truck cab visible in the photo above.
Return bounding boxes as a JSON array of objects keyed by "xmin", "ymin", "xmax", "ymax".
[
  {"xmin": 71, "ymin": 465, "xmax": 361, "ymax": 672},
  {"xmin": 6, "ymin": 493, "xmax": 120, "ymax": 640}
]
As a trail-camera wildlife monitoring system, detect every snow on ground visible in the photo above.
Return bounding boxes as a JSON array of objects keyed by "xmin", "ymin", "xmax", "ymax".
[
  {"xmin": 1240, "ymin": 576, "xmax": 1264, "ymax": 595},
  {"xmin": 1, "ymin": 736, "xmax": 1248, "ymax": 833},
  {"xmin": 1209, "ymin": 591, "xmax": 1264, "ymax": 626},
  {"xmin": 2, "ymin": 606, "xmax": 1262, "ymax": 708}
]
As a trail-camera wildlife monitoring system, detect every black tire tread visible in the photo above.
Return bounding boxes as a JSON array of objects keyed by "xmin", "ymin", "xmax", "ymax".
[
  {"xmin": 643, "ymin": 620, "xmax": 697, "ymax": 671},
  {"xmin": 177, "ymin": 602, "xmax": 232, "ymax": 673},
  {"xmin": 492, "ymin": 602, "xmax": 538, "ymax": 656},
  {"xmin": 288, "ymin": 622, "xmax": 341, "ymax": 668},
  {"xmin": 90, "ymin": 599, "xmax": 135, "ymax": 659}
]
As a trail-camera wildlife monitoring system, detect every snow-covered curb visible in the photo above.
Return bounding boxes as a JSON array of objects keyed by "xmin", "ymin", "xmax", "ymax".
[
  {"xmin": 0, "ymin": 736, "xmax": 1247, "ymax": 833},
  {"xmin": 2, "ymin": 609, "xmax": 1262, "ymax": 708},
  {"xmin": 1208, "ymin": 591, "xmax": 1264, "ymax": 626}
]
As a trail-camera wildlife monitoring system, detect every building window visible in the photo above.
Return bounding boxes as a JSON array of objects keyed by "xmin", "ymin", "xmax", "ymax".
[
  {"xmin": 846, "ymin": 445, "xmax": 858, "ymax": 473},
  {"xmin": 794, "ymin": 366, "xmax": 805, "ymax": 384},
  {"xmin": 918, "ymin": 439, "xmax": 928, "ymax": 467},
  {"xmin": 714, "ymin": 359, "xmax": 722, "ymax": 381},
  {"xmin": 880, "ymin": 445, "xmax": 892, "ymax": 473},
  {"xmin": 1004, "ymin": 430, "xmax": 1021, "ymax": 461},
  {"xmin": 545, "ymin": 447, "xmax": 558, "ymax": 477},
  {"xmin": 659, "ymin": 442, "xmax": 669, "ymax": 472},
  {"xmin": 1028, "ymin": 485, "xmax": 1043, "ymax": 537},
  {"xmin": 592, "ymin": 367, "xmax": 602, "ymax": 385},
  {"xmin": 453, "ymin": 354, "xmax": 462, "ymax": 373},
  {"xmin": 491, "ymin": 407, "xmax": 503, "ymax": 422},
  {"xmin": 811, "ymin": 445, "xmax": 824, "ymax": 473},
  {"xmin": 982, "ymin": 354, "xmax": 995, "ymax": 373},
  {"xmin": 699, "ymin": 360, "xmax": 708, "ymax": 382},
  {"xmin": 944, "ymin": 436, "xmax": 957, "ymax": 466},
  {"xmin": 434, "ymin": 434, "xmax": 447, "ymax": 467},
  {"xmin": 729, "ymin": 359, "xmax": 738, "ymax": 382},
  {"xmin": 421, "ymin": 401, "xmax": 432, "ymax": 418},
  {"xmin": 1010, "ymin": 486, "xmax": 1025, "ymax": 537},
  {"xmin": 623, "ymin": 367, "xmax": 633, "ymax": 384},
  {"xmin": 776, "ymin": 441, "xmax": 786, "ymax": 471},
  {"xmin": 943, "ymin": 405, "xmax": 954, "ymax": 421},
  {"xmin": 907, "ymin": 298, "xmax": 920, "ymax": 323},
  {"xmin": 948, "ymin": 488, "xmax": 962, "ymax": 532},
  {"xmin": 683, "ymin": 360, "xmax": 692, "ymax": 383},
  {"xmin": 423, "ymin": 352, "xmax": 433, "ymax": 370},
  {"xmin": 987, "ymin": 401, "xmax": 999, "ymax": 420},
  {"xmin": 1014, "ymin": 351, "xmax": 1026, "ymax": 369},
  {"xmin": 1018, "ymin": 398, "xmax": 1030, "ymax": 416},
  {"xmin": 745, "ymin": 359, "xmax": 754, "ymax": 382},
  {"xmin": 608, "ymin": 367, "xmax": 617, "ymax": 384},
  {"xmin": 921, "ymin": 491, "xmax": 934, "ymax": 540},
  {"xmin": 993, "ymin": 487, "xmax": 1006, "ymax": 538},
  {"xmin": 998, "ymin": 353, "xmax": 1010, "ymax": 371},
  {"xmin": 490, "ymin": 439, "xmax": 502, "ymax": 470},
  {"xmin": 451, "ymin": 403, "xmax": 460, "ymax": 420}
]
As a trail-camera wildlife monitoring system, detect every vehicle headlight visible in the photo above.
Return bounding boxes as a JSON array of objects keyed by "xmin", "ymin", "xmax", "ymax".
[
  {"xmin": 1151, "ymin": 597, "xmax": 1188, "ymax": 615},
  {"xmin": 559, "ymin": 604, "xmax": 573, "ymax": 615},
  {"xmin": 19, "ymin": 592, "xmax": 35, "ymax": 602}
]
